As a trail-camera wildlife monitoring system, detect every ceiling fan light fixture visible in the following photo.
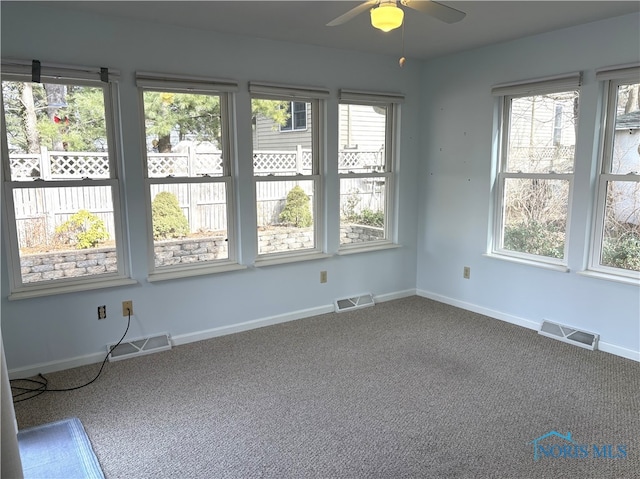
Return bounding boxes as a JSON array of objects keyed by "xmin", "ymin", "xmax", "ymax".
[{"xmin": 370, "ymin": 3, "xmax": 404, "ymax": 32}]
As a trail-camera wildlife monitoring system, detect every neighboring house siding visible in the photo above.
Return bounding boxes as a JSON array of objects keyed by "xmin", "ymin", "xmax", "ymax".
[
  {"xmin": 339, "ymin": 104, "xmax": 386, "ymax": 150},
  {"xmin": 253, "ymin": 104, "xmax": 387, "ymax": 152},
  {"xmin": 510, "ymin": 96, "xmax": 577, "ymax": 148},
  {"xmin": 253, "ymin": 104, "xmax": 312, "ymax": 150}
]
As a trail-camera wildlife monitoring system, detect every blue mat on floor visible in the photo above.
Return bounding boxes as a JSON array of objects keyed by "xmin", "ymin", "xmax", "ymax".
[{"xmin": 18, "ymin": 417, "xmax": 104, "ymax": 479}]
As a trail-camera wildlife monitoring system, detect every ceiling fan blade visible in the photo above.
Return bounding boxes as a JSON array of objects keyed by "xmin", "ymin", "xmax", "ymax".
[
  {"xmin": 327, "ymin": 0, "xmax": 379, "ymax": 27},
  {"xmin": 402, "ymin": 0, "xmax": 466, "ymax": 24}
]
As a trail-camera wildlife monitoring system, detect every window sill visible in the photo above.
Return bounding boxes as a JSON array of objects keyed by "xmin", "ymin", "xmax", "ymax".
[
  {"xmin": 337, "ymin": 242, "xmax": 402, "ymax": 255},
  {"xmin": 148, "ymin": 262, "xmax": 247, "ymax": 282},
  {"xmin": 8, "ymin": 277, "xmax": 138, "ymax": 301},
  {"xmin": 483, "ymin": 253, "xmax": 569, "ymax": 272},
  {"xmin": 254, "ymin": 252, "xmax": 331, "ymax": 267},
  {"xmin": 577, "ymin": 270, "xmax": 640, "ymax": 286}
]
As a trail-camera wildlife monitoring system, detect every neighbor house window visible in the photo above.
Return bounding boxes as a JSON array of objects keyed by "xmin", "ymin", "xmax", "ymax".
[
  {"xmin": 250, "ymin": 82, "xmax": 328, "ymax": 263},
  {"xmin": 137, "ymin": 72, "xmax": 243, "ymax": 280},
  {"xmin": 589, "ymin": 65, "xmax": 640, "ymax": 281},
  {"xmin": 338, "ymin": 90, "xmax": 403, "ymax": 251},
  {"xmin": 1, "ymin": 60, "xmax": 133, "ymax": 298},
  {"xmin": 491, "ymin": 73, "xmax": 581, "ymax": 267},
  {"xmin": 280, "ymin": 101, "xmax": 307, "ymax": 131}
]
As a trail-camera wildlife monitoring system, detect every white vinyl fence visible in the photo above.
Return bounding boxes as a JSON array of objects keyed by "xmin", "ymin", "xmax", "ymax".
[{"xmin": 10, "ymin": 146, "xmax": 385, "ymax": 246}]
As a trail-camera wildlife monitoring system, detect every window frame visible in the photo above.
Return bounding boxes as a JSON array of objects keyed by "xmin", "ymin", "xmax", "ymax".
[
  {"xmin": 587, "ymin": 65, "xmax": 640, "ymax": 283},
  {"xmin": 337, "ymin": 90, "xmax": 403, "ymax": 253},
  {"xmin": 490, "ymin": 73, "xmax": 582, "ymax": 269},
  {"xmin": 249, "ymin": 82, "xmax": 329, "ymax": 265},
  {"xmin": 1, "ymin": 59, "xmax": 134, "ymax": 299},
  {"xmin": 136, "ymin": 72, "xmax": 244, "ymax": 281}
]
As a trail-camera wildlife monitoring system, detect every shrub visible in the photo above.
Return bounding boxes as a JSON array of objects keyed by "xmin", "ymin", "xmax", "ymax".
[
  {"xmin": 602, "ymin": 231, "xmax": 640, "ymax": 271},
  {"xmin": 356, "ymin": 209, "xmax": 384, "ymax": 227},
  {"xmin": 152, "ymin": 191, "xmax": 190, "ymax": 240},
  {"xmin": 55, "ymin": 210, "xmax": 109, "ymax": 249},
  {"xmin": 279, "ymin": 185, "xmax": 313, "ymax": 227},
  {"xmin": 503, "ymin": 221, "xmax": 564, "ymax": 258},
  {"xmin": 341, "ymin": 191, "xmax": 361, "ymax": 220}
]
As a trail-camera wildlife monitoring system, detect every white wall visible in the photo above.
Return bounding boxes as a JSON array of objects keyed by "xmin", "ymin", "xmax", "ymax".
[
  {"xmin": 416, "ymin": 13, "xmax": 640, "ymax": 360},
  {"xmin": 0, "ymin": 2, "xmax": 421, "ymax": 374},
  {"xmin": 1, "ymin": 4, "xmax": 638, "ymax": 376}
]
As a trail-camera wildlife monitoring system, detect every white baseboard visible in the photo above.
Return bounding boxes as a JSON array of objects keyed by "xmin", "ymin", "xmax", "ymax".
[
  {"xmin": 10, "ymin": 288, "xmax": 637, "ymax": 378},
  {"xmin": 172, "ymin": 291, "xmax": 418, "ymax": 346},
  {"xmin": 9, "ymin": 303, "xmax": 337, "ymax": 379},
  {"xmin": 416, "ymin": 289, "xmax": 540, "ymax": 330},
  {"xmin": 8, "ymin": 290, "xmax": 419, "ymax": 378},
  {"xmin": 8, "ymin": 352, "xmax": 107, "ymax": 380},
  {"xmin": 171, "ymin": 303, "xmax": 335, "ymax": 347},
  {"xmin": 416, "ymin": 289, "xmax": 640, "ymax": 363},
  {"xmin": 597, "ymin": 342, "xmax": 640, "ymax": 362},
  {"xmin": 373, "ymin": 289, "xmax": 417, "ymax": 303}
]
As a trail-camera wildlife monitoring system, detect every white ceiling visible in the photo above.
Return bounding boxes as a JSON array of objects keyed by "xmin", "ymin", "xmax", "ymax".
[{"xmin": 35, "ymin": 1, "xmax": 640, "ymax": 60}]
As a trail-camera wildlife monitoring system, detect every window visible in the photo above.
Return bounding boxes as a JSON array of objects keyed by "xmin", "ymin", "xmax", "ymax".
[
  {"xmin": 338, "ymin": 90, "xmax": 402, "ymax": 250},
  {"xmin": 1, "ymin": 60, "xmax": 133, "ymax": 298},
  {"xmin": 250, "ymin": 82, "xmax": 328, "ymax": 262},
  {"xmin": 280, "ymin": 101, "xmax": 307, "ymax": 131},
  {"xmin": 589, "ymin": 65, "xmax": 640, "ymax": 280},
  {"xmin": 137, "ymin": 72, "xmax": 242, "ymax": 280},
  {"xmin": 491, "ymin": 73, "xmax": 581, "ymax": 266}
]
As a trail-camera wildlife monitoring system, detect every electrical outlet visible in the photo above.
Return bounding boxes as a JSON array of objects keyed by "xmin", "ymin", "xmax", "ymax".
[
  {"xmin": 98, "ymin": 305, "xmax": 106, "ymax": 320},
  {"xmin": 463, "ymin": 266, "xmax": 471, "ymax": 279},
  {"xmin": 320, "ymin": 271, "xmax": 327, "ymax": 283},
  {"xmin": 122, "ymin": 300, "xmax": 133, "ymax": 317}
]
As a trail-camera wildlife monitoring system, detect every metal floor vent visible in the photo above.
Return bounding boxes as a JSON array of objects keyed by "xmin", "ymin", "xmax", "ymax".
[
  {"xmin": 107, "ymin": 333, "xmax": 172, "ymax": 362},
  {"xmin": 538, "ymin": 320, "xmax": 599, "ymax": 351},
  {"xmin": 335, "ymin": 293, "xmax": 374, "ymax": 313}
]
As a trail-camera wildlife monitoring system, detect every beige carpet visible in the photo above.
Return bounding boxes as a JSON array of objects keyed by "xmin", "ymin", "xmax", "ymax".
[{"xmin": 13, "ymin": 297, "xmax": 640, "ymax": 478}]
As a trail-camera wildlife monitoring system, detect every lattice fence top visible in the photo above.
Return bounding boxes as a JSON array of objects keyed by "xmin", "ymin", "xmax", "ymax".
[
  {"xmin": 10, "ymin": 146, "xmax": 388, "ymax": 180},
  {"xmin": 9, "ymin": 151, "xmax": 111, "ymax": 180},
  {"xmin": 148, "ymin": 154, "xmax": 189, "ymax": 177},
  {"xmin": 50, "ymin": 152, "xmax": 110, "ymax": 178},
  {"xmin": 509, "ymin": 145, "xmax": 575, "ymax": 160},
  {"xmin": 508, "ymin": 145, "xmax": 575, "ymax": 172},
  {"xmin": 193, "ymin": 153, "xmax": 224, "ymax": 176},
  {"xmin": 9, "ymin": 154, "xmax": 41, "ymax": 180},
  {"xmin": 147, "ymin": 153, "xmax": 224, "ymax": 177},
  {"xmin": 254, "ymin": 152, "xmax": 298, "ymax": 173},
  {"xmin": 339, "ymin": 150, "xmax": 383, "ymax": 172}
]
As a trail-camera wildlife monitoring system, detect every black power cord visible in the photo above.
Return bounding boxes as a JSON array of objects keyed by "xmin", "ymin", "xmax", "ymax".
[{"xmin": 10, "ymin": 309, "xmax": 131, "ymax": 404}]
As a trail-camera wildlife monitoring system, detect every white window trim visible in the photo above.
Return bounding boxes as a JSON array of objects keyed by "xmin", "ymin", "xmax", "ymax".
[
  {"xmin": 250, "ymin": 82, "xmax": 327, "ymax": 261},
  {"xmin": 338, "ymin": 91, "xmax": 402, "ymax": 252},
  {"xmin": 136, "ymin": 72, "xmax": 240, "ymax": 280},
  {"xmin": 586, "ymin": 67, "xmax": 640, "ymax": 282},
  {"xmin": 490, "ymin": 73, "xmax": 582, "ymax": 267},
  {"xmin": 1, "ymin": 61, "xmax": 132, "ymax": 298}
]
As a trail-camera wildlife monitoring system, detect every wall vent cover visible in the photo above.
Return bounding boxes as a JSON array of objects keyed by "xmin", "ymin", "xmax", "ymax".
[
  {"xmin": 107, "ymin": 333, "xmax": 172, "ymax": 362},
  {"xmin": 335, "ymin": 293, "xmax": 374, "ymax": 313},
  {"xmin": 538, "ymin": 320, "xmax": 599, "ymax": 351}
]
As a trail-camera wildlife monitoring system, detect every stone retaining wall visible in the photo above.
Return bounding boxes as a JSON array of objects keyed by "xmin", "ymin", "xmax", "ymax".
[
  {"xmin": 340, "ymin": 225, "xmax": 384, "ymax": 244},
  {"xmin": 21, "ymin": 248, "xmax": 118, "ymax": 283},
  {"xmin": 154, "ymin": 236, "xmax": 228, "ymax": 266},
  {"xmin": 20, "ymin": 225, "xmax": 384, "ymax": 282},
  {"xmin": 258, "ymin": 228, "xmax": 315, "ymax": 254}
]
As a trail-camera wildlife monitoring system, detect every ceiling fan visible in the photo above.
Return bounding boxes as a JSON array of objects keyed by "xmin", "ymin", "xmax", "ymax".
[{"xmin": 327, "ymin": 0, "xmax": 466, "ymax": 33}]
